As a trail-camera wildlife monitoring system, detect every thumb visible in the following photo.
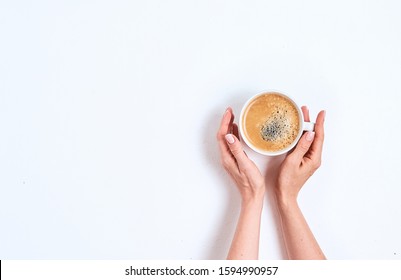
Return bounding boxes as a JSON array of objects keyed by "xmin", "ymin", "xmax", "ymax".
[
  {"xmin": 290, "ymin": 131, "xmax": 315, "ymax": 161},
  {"xmin": 225, "ymin": 134, "xmax": 249, "ymax": 170}
]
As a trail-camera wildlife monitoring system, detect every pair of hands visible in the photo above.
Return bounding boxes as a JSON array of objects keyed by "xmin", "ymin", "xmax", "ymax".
[
  {"xmin": 217, "ymin": 106, "xmax": 326, "ymax": 260},
  {"xmin": 217, "ymin": 107, "xmax": 325, "ymax": 204}
]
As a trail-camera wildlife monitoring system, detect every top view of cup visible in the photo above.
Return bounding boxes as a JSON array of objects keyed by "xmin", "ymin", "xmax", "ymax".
[{"xmin": 239, "ymin": 91, "xmax": 315, "ymax": 156}]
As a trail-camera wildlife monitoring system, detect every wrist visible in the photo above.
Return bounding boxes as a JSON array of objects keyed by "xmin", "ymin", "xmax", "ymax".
[
  {"xmin": 241, "ymin": 191, "xmax": 265, "ymax": 209},
  {"xmin": 274, "ymin": 188, "xmax": 298, "ymax": 211}
]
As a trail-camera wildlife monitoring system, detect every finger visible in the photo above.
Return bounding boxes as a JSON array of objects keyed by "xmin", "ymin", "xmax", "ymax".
[
  {"xmin": 217, "ymin": 107, "xmax": 234, "ymax": 138},
  {"xmin": 301, "ymin": 106, "xmax": 310, "ymax": 122},
  {"xmin": 232, "ymin": 123, "xmax": 240, "ymax": 141},
  {"xmin": 308, "ymin": 110, "xmax": 325, "ymax": 159},
  {"xmin": 225, "ymin": 134, "xmax": 251, "ymax": 171},
  {"xmin": 232, "ymin": 123, "xmax": 248, "ymax": 157},
  {"xmin": 217, "ymin": 108, "xmax": 239, "ymax": 173},
  {"xmin": 288, "ymin": 131, "xmax": 315, "ymax": 162},
  {"xmin": 217, "ymin": 108, "xmax": 233, "ymax": 151}
]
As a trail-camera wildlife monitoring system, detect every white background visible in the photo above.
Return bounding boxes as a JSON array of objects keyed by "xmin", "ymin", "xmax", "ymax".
[{"xmin": 0, "ymin": 0, "xmax": 400, "ymax": 259}]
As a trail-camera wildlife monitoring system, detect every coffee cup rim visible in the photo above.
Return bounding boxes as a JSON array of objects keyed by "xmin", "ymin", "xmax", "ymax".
[{"xmin": 239, "ymin": 90, "xmax": 305, "ymax": 156}]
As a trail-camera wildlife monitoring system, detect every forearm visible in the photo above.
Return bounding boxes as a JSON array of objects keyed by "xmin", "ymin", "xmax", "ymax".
[
  {"xmin": 227, "ymin": 198, "xmax": 264, "ymax": 260},
  {"xmin": 276, "ymin": 197, "xmax": 326, "ymax": 260}
]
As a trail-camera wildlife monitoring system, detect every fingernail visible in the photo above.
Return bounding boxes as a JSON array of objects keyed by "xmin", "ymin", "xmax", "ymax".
[
  {"xmin": 323, "ymin": 110, "xmax": 326, "ymax": 121},
  {"xmin": 225, "ymin": 134, "xmax": 235, "ymax": 144},
  {"xmin": 306, "ymin": 131, "xmax": 315, "ymax": 142}
]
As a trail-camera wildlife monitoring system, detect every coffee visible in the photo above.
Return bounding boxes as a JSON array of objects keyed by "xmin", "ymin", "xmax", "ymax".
[{"xmin": 241, "ymin": 93, "xmax": 300, "ymax": 152}]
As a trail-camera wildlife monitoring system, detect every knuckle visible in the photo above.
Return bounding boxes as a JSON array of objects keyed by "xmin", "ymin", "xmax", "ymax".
[
  {"xmin": 238, "ymin": 165, "xmax": 249, "ymax": 175},
  {"xmin": 230, "ymin": 145, "xmax": 243, "ymax": 157},
  {"xmin": 231, "ymin": 149, "xmax": 243, "ymax": 158},
  {"xmin": 286, "ymin": 155, "xmax": 298, "ymax": 165},
  {"xmin": 239, "ymin": 176, "xmax": 250, "ymax": 187},
  {"xmin": 300, "ymin": 141, "xmax": 310, "ymax": 151},
  {"xmin": 221, "ymin": 157, "xmax": 231, "ymax": 169},
  {"xmin": 312, "ymin": 158, "xmax": 321, "ymax": 169}
]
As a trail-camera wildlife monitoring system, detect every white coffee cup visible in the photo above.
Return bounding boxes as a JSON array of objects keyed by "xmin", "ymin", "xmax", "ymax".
[{"xmin": 239, "ymin": 91, "xmax": 315, "ymax": 156}]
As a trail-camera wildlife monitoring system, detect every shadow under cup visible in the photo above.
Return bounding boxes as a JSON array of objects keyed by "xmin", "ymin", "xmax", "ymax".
[{"xmin": 239, "ymin": 91, "xmax": 314, "ymax": 156}]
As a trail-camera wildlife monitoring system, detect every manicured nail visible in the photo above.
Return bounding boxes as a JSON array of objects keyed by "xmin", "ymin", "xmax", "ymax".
[
  {"xmin": 306, "ymin": 131, "xmax": 315, "ymax": 142},
  {"xmin": 225, "ymin": 134, "xmax": 235, "ymax": 144}
]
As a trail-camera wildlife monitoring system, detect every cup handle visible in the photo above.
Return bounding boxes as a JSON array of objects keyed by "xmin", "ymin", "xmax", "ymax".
[{"xmin": 303, "ymin": 121, "xmax": 315, "ymax": 131}]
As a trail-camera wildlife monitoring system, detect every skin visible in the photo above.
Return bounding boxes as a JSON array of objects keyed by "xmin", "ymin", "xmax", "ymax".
[
  {"xmin": 216, "ymin": 107, "xmax": 265, "ymax": 260},
  {"xmin": 275, "ymin": 106, "xmax": 326, "ymax": 260},
  {"xmin": 217, "ymin": 106, "xmax": 326, "ymax": 260}
]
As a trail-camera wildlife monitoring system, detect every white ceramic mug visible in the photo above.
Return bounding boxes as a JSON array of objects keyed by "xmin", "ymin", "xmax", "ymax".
[{"xmin": 239, "ymin": 91, "xmax": 315, "ymax": 156}]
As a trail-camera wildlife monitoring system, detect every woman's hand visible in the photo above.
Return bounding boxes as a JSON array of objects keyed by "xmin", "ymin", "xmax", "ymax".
[
  {"xmin": 276, "ymin": 107, "xmax": 326, "ymax": 205},
  {"xmin": 274, "ymin": 106, "xmax": 326, "ymax": 260},
  {"xmin": 217, "ymin": 107, "xmax": 265, "ymax": 259},
  {"xmin": 216, "ymin": 107, "xmax": 265, "ymax": 203}
]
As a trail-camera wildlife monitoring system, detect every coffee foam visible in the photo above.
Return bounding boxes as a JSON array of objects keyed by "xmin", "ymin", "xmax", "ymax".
[
  {"xmin": 260, "ymin": 108, "xmax": 297, "ymax": 143},
  {"xmin": 242, "ymin": 93, "xmax": 300, "ymax": 152}
]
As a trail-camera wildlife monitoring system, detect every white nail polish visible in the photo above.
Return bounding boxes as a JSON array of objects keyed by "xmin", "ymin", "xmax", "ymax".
[
  {"xmin": 225, "ymin": 134, "xmax": 235, "ymax": 144},
  {"xmin": 306, "ymin": 131, "xmax": 315, "ymax": 142}
]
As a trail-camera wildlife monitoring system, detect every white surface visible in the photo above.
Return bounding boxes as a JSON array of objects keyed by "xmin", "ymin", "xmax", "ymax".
[{"xmin": 1, "ymin": 0, "xmax": 400, "ymax": 259}]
